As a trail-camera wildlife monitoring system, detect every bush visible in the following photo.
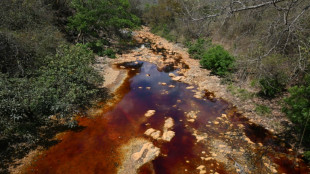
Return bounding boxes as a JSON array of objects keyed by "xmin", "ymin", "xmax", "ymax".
[
  {"xmin": 151, "ymin": 24, "xmax": 176, "ymax": 42},
  {"xmin": 187, "ymin": 38, "xmax": 211, "ymax": 60},
  {"xmin": 35, "ymin": 44, "xmax": 103, "ymax": 117},
  {"xmin": 283, "ymin": 75, "xmax": 310, "ymax": 136},
  {"xmin": 258, "ymin": 77, "xmax": 284, "ymax": 98},
  {"xmin": 85, "ymin": 39, "xmax": 110, "ymax": 56},
  {"xmin": 0, "ymin": 44, "xmax": 103, "ymax": 135},
  {"xmin": 103, "ymin": 48, "xmax": 116, "ymax": 58},
  {"xmin": 200, "ymin": 45, "xmax": 235, "ymax": 76}
]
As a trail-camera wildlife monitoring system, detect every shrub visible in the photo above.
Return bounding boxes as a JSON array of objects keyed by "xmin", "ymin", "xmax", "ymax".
[
  {"xmin": 200, "ymin": 45, "xmax": 235, "ymax": 76},
  {"xmin": 0, "ymin": 44, "xmax": 104, "ymax": 131},
  {"xmin": 283, "ymin": 75, "xmax": 310, "ymax": 136},
  {"xmin": 258, "ymin": 77, "xmax": 284, "ymax": 98},
  {"xmin": 187, "ymin": 38, "xmax": 211, "ymax": 60},
  {"xmin": 85, "ymin": 39, "xmax": 110, "ymax": 56},
  {"xmin": 35, "ymin": 44, "xmax": 103, "ymax": 117},
  {"xmin": 151, "ymin": 24, "xmax": 176, "ymax": 42},
  {"xmin": 103, "ymin": 48, "xmax": 116, "ymax": 58}
]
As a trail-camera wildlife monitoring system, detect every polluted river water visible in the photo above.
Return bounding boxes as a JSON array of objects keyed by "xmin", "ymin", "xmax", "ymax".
[{"xmin": 25, "ymin": 61, "xmax": 309, "ymax": 174}]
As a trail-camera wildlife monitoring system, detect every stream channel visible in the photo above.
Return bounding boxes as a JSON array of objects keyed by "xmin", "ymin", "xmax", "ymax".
[{"xmin": 24, "ymin": 60, "xmax": 310, "ymax": 174}]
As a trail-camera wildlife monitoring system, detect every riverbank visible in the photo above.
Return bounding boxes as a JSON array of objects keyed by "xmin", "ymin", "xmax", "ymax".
[
  {"xmin": 9, "ymin": 26, "xmax": 309, "ymax": 174},
  {"xmin": 113, "ymin": 26, "xmax": 290, "ymax": 135}
]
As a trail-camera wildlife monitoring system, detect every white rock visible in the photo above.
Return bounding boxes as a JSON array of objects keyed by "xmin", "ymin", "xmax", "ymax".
[
  {"xmin": 145, "ymin": 110, "xmax": 156, "ymax": 117},
  {"xmin": 162, "ymin": 131, "xmax": 175, "ymax": 142},
  {"xmin": 163, "ymin": 117, "xmax": 174, "ymax": 130}
]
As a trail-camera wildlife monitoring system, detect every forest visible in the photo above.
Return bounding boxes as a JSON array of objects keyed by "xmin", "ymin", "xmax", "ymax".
[{"xmin": 0, "ymin": 0, "xmax": 310, "ymax": 173}]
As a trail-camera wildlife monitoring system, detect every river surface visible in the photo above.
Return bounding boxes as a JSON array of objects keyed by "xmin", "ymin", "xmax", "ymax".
[{"xmin": 25, "ymin": 61, "xmax": 309, "ymax": 174}]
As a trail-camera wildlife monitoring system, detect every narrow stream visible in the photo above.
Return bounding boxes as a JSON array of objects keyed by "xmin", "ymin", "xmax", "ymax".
[{"xmin": 26, "ymin": 61, "xmax": 309, "ymax": 174}]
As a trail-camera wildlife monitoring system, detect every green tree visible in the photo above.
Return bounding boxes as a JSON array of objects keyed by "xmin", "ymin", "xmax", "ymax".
[
  {"xmin": 68, "ymin": 0, "xmax": 140, "ymax": 40},
  {"xmin": 283, "ymin": 75, "xmax": 310, "ymax": 163},
  {"xmin": 34, "ymin": 44, "xmax": 103, "ymax": 117},
  {"xmin": 283, "ymin": 75, "xmax": 310, "ymax": 135}
]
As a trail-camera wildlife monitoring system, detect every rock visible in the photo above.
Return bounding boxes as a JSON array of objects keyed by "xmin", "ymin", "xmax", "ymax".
[
  {"xmin": 144, "ymin": 128, "xmax": 156, "ymax": 136},
  {"xmin": 194, "ymin": 134, "xmax": 208, "ymax": 142},
  {"xmin": 186, "ymin": 111, "xmax": 198, "ymax": 119},
  {"xmin": 131, "ymin": 142, "xmax": 160, "ymax": 162},
  {"xmin": 197, "ymin": 165, "xmax": 205, "ymax": 170},
  {"xmin": 244, "ymin": 137, "xmax": 255, "ymax": 144},
  {"xmin": 214, "ymin": 121, "xmax": 219, "ymax": 125},
  {"xmin": 163, "ymin": 117, "xmax": 174, "ymax": 130},
  {"xmin": 188, "ymin": 119, "xmax": 195, "ymax": 123},
  {"xmin": 120, "ymin": 66, "xmax": 126, "ymax": 69},
  {"xmin": 118, "ymin": 138, "xmax": 160, "ymax": 174},
  {"xmin": 161, "ymin": 82, "xmax": 167, "ymax": 86},
  {"xmin": 194, "ymin": 94, "xmax": 202, "ymax": 99},
  {"xmin": 186, "ymin": 86, "xmax": 194, "ymax": 89},
  {"xmin": 145, "ymin": 110, "xmax": 156, "ymax": 117},
  {"xmin": 146, "ymin": 87, "xmax": 151, "ymax": 90},
  {"xmin": 146, "ymin": 74, "xmax": 150, "ymax": 77},
  {"xmin": 219, "ymin": 145, "xmax": 226, "ymax": 148},
  {"xmin": 168, "ymin": 85, "xmax": 175, "ymax": 88},
  {"xmin": 169, "ymin": 73, "xmax": 175, "ymax": 77},
  {"xmin": 144, "ymin": 128, "xmax": 161, "ymax": 140},
  {"xmin": 196, "ymin": 165, "xmax": 206, "ymax": 174},
  {"xmin": 162, "ymin": 131, "xmax": 175, "ymax": 142},
  {"xmin": 172, "ymin": 76, "xmax": 182, "ymax": 81},
  {"xmin": 205, "ymin": 157, "xmax": 213, "ymax": 161}
]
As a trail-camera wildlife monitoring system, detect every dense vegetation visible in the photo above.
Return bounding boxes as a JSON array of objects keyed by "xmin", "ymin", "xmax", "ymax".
[
  {"xmin": 199, "ymin": 45, "xmax": 235, "ymax": 76},
  {"xmin": 129, "ymin": 0, "xmax": 310, "ymax": 161},
  {"xmin": 0, "ymin": 0, "xmax": 139, "ymax": 172}
]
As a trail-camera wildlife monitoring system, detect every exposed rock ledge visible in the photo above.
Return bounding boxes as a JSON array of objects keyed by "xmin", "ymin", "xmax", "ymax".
[{"xmin": 118, "ymin": 138, "xmax": 160, "ymax": 174}]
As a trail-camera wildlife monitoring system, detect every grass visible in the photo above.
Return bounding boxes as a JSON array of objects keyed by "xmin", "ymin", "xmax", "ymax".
[
  {"xmin": 255, "ymin": 104, "xmax": 271, "ymax": 116},
  {"xmin": 227, "ymin": 84, "xmax": 255, "ymax": 101}
]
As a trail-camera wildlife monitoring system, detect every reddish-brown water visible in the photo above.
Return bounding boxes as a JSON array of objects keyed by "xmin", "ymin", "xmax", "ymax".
[{"xmin": 26, "ymin": 62, "xmax": 309, "ymax": 174}]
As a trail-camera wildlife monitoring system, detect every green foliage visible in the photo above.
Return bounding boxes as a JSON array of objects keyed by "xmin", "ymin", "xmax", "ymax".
[
  {"xmin": 151, "ymin": 24, "xmax": 176, "ymax": 42},
  {"xmin": 227, "ymin": 84, "xmax": 254, "ymax": 101},
  {"xmin": 187, "ymin": 39, "xmax": 212, "ymax": 60},
  {"xmin": 103, "ymin": 48, "xmax": 116, "ymax": 58},
  {"xmin": 255, "ymin": 104, "xmax": 271, "ymax": 116},
  {"xmin": 200, "ymin": 45, "xmax": 235, "ymax": 76},
  {"xmin": 258, "ymin": 77, "xmax": 283, "ymax": 98},
  {"xmin": 68, "ymin": 0, "xmax": 140, "ymax": 38},
  {"xmin": 283, "ymin": 75, "xmax": 310, "ymax": 133},
  {"xmin": 85, "ymin": 39, "xmax": 110, "ymax": 56},
  {"xmin": 0, "ymin": 0, "xmax": 52, "ymax": 31},
  {"xmin": 304, "ymin": 151, "xmax": 310, "ymax": 163},
  {"xmin": 0, "ymin": 44, "xmax": 103, "ymax": 126},
  {"xmin": 0, "ymin": 0, "xmax": 65, "ymax": 77},
  {"xmin": 35, "ymin": 44, "xmax": 103, "ymax": 117}
]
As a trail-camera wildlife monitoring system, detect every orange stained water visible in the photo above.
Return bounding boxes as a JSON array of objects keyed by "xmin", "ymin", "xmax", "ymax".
[{"xmin": 26, "ymin": 62, "xmax": 310, "ymax": 174}]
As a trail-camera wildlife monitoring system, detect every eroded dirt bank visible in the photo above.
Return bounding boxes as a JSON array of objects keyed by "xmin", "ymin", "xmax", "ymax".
[{"xmin": 12, "ymin": 27, "xmax": 310, "ymax": 174}]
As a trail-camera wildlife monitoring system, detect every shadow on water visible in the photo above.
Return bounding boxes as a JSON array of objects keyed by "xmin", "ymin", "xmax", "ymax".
[{"xmin": 26, "ymin": 62, "xmax": 309, "ymax": 174}]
